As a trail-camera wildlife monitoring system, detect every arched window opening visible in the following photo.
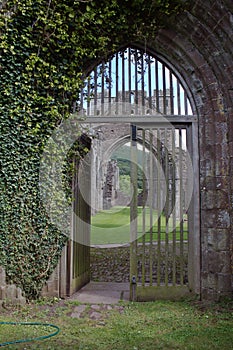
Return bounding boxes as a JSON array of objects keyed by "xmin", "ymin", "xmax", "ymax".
[{"xmin": 77, "ymin": 47, "xmax": 194, "ymax": 119}]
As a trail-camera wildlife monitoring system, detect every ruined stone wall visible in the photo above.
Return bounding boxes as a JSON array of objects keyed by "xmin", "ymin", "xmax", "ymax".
[
  {"xmin": 90, "ymin": 124, "xmax": 131, "ymax": 213},
  {"xmin": 103, "ymin": 159, "xmax": 119, "ymax": 210},
  {"xmin": 0, "ymin": 267, "xmax": 26, "ymax": 307}
]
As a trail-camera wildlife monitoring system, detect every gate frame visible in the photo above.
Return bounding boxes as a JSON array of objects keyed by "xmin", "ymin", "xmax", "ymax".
[{"xmin": 129, "ymin": 120, "xmax": 200, "ymax": 301}]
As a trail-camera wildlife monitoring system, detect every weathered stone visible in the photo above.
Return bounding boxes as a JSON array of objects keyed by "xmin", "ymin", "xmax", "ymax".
[
  {"xmin": 202, "ymin": 190, "xmax": 216, "ymax": 210},
  {"xmin": 216, "ymin": 190, "xmax": 229, "ymax": 209},
  {"xmin": 216, "ymin": 229, "xmax": 231, "ymax": 251},
  {"xmin": 0, "ymin": 267, "xmax": 26, "ymax": 306},
  {"xmin": 217, "ymin": 274, "xmax": 232, "ymax": 293},
  {"xmin": 0, "ymin": 286, "xmax": 6, "ymax": 300},
  {"xmin": 89, "ymin": 311, "xmax": 102, "ymax": 320},
  {"xmin": 0, "ymin": 267, "xmax": 6, "ymax": 287},
  {"xmin": 5, "ymin": 284, "xmax": 17, "ymax": 300},
  {"xmin": 203, "ymin": 176, "xmax": 216, "ymax": 191},
  {"xmin": 218, "ymin": 252, "xmax": 231, "ymax": 274},
  {"xmin": 70, "ymin": 304, "xmax": 87, "ymax": 318},
  {"xmin": 216, "ymin": 210, "xmax": 230, "ymax": 228},
  {"xmin": 207, "ymin": 273, "xmax": 218, "ymax": 290},
  {"xmin": 206, "ymin": 229, "xmax": 230, "ymax": 251},
  {"xmin": 201, "ymin": 210, "xmax": 217, "ymax": 229},
  {"xmin": 91, "ymin": 304, "xmax": 101, "ymax": 310}
]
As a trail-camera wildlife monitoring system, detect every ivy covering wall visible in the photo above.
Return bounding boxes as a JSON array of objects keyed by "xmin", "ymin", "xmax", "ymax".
[{"xmin": 0, "ymin": 0, "xmax": 189, "ymax": 299}]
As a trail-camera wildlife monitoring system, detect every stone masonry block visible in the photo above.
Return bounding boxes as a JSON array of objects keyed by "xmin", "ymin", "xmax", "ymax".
[
  {"xmin": 0, "ymin": 286, "xmax": 6, "ymax": 300},
  {"xmin": 202, "ymin": 176, "xmax": 216, "ymax": 191},
  {"xmin": 206, "ymin": 229, "xmax": 218, "ymax": 250},
  {"xmin": 207, "ymin": 251, "xmax": 220, "ymax": 274},
  {"xmin": 201, "ymin": 210, "xmax": 218, "ymax": 228},
  {"xmin": 215, "ymin": 123, "xmax": 228, "ymax": 144},
  {"xmin": 0, "ymin": 267, "xmax": 26, "ymax": 306},
  {"xmin": 205, "ymin": 228, "xmax": 231, "ymax": 252},
  {"xmin": 216, "ymin": 190, "xmax": 229, "ymax": 209},
  {"xmin": 0, "ymin": 267, "xmax": 6, "ymax": 286},
  {"xmin": 218, "ymin": 274, "xmax": 232, "ymax": 292},
  {"xmin": 216, "ymin": 210, "xmax": 230, "ymax": 228},
  {"xmin": 216, "ymin": 229, "xmax": 231, "ymax": 251},
  {"xmin": 207, "ymin": 273, "xmax": 218, "ymax": 289},
  {"xmin": 201, "ymin": 190, "xmax": 216, "ymax": 210},
  {"xmin": 5, "ymin": 284, "xmax": 17, "ymax": 300},
  {"xmin": 218, "ymin": 252, "xmax": 231, "ymax": 274}
]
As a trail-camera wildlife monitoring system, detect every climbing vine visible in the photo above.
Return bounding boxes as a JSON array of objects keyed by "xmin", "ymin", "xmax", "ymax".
[{"xmin": 0, "ymin": 0, "xmax": 190, "ymax": 299}]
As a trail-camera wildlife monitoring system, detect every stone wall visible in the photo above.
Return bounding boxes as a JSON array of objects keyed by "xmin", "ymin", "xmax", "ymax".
[
  {"xmin": 147, "ymin": 0, "xmax": 233, "ymax": 300},
  {"xmin": 0, "ymin": 267, "xmax": 26, "ymax": 307}
]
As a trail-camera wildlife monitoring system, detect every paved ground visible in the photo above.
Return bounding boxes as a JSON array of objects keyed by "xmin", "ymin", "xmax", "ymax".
[{"xmin": 68, "ymin": 282, "xmax": 130, "ymax": 304}]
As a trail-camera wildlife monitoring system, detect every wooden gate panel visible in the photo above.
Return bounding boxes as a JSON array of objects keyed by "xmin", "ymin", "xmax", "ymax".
[
  {"xmin": 70, "ymin": 153, "xmax": 91, "ymax": 295},
  {"xmin": 130, "ymin": 125, "xmax": 197, "ymax": 300}
]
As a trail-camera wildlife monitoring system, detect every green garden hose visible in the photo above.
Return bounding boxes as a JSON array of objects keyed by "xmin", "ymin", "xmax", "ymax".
[{"xmin": 0, "ymin": 321, "xmax": 60, "ymax": 347}]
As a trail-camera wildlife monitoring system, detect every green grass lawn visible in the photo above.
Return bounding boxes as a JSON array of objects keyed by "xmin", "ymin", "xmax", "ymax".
[
  {"xmin": 0, "ymin": 299, "xmax": 232, "ymax": 349},
  {"xmin": 91, "ymin": 206, "xmax": 187, "ymax": 245}
]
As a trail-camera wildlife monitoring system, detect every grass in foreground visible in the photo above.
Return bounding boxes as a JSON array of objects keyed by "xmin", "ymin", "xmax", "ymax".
[
  {"xmin": 0, "ymin": 299, "xmax": 232, "ymax": 349},
  {"xmin": 91, "ymin": 206, "xmax": 187, "ymax": 245}
]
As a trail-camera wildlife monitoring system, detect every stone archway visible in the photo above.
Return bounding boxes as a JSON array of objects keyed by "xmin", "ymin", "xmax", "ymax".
[
  {"xmin": 43, "ymin": 0, "xmax": 232, "ymax": 301},
  {"xmin": 146, "ymin": 2, "xmax": 233, "ymax": 300}
]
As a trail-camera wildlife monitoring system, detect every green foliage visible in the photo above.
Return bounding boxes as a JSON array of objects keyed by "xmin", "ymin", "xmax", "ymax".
[
  {"xmin": 119, "ymin": 174, "xmax": 131, "ymax": 196},
  {"xmin": 0, "ymin": 0, "xmax": 190, "ymax": 299}
]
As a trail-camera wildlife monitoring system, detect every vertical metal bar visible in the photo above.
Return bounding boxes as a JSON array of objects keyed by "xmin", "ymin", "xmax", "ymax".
[
  {"xmin": 148, "ymin": 54, "xmax": 152, "ymax": 112},
  {"xmin": 141, "ymin": 51, "xmax": 145, "ymax": 114},
  {"xmin": 108, "ymin": 59, "xmax": 112, "ymax": 115},
  {"xmin": 87, "ymin": 78, "xmax": 91, "ymax": 116},
  {"xmin": 149, "ymin": 130, "xmax": 153, "ymax": 286},
  {"xmin": 121, "ymin": 51, "xmax": 125, "ymax": 115},
  {"xmin": 172, "ymin": 128, "xmax": 177, "ymax": 286},
  {"xmin": 157, "ymin": 128, "xmax": 161, "ymax": 286},
  {"xmin": 142, "ymin": 128, "xmax": 146, "ymax": 287},
  {"xmin": 164, "ymin": 128, "xmax": 169, "ymax": 287},
  {"xmin": 116, "ymin": 52, "xmax": 119, "ymax": 115},
  {"xmin": 155, "ymin": 59, "xmax": 159, "ymax": 113},
  {"xmin": 179, "ymin": 127, "xmax": 184, "ymax": 285},
  {"xmin": 94, "ymin": 67, "xmax": 98, "ymax": 115},
  {"xmin": 80, "ymin": 84, "xmax": 84, "ymax": 116},
  {"xmin": 128, "ymin": 48, "xmax": 132, "ymax": 105},
  {"xmin": 130, "ymin": 124, "xmax": 138, "ymax": 300},
  {"xmin": 170, "ymin": 71, "xmax": 174, "ymax": 115},
  {"xmin": 101, "ymin": 61, "xmax": 105, "ymax": 115},
  {"xmin": 184, "ymin": 91, "xmax": 188, "ymax": 115},
  {"xmin": 177, "ymin": 82, "xmax": 181, "ymax": 115},
  {"xmin": 162, "ymin": 64, "xmax": 167, "ymax": 115},
  {"xmin": 135, "ymin": 49, "xmax": 138, "ymax": 114}
]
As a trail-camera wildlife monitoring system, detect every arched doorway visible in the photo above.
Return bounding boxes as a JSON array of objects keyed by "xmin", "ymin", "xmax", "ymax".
[{"xmin": 69, "ymin": 46, "xmax": 200, "ymax": 300}]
